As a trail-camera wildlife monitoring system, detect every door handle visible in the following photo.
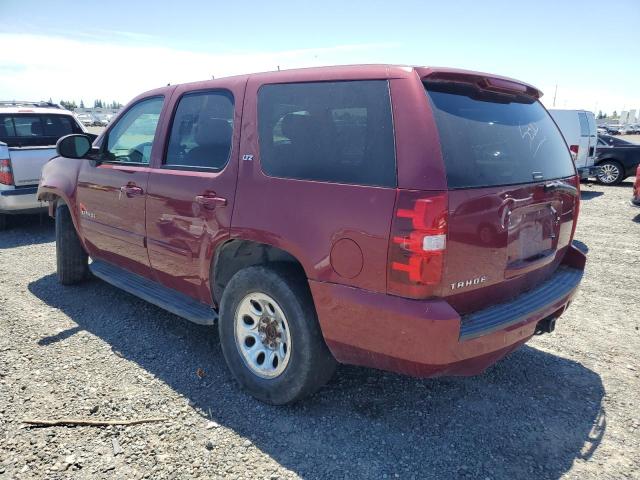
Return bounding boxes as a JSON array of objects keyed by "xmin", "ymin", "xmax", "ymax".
[
  {"xmin": 195, "ymin": 194, "xmax": 227, "ymax": 209},
  {"xmin": 120, "ymin": 184, "xmax": 144, "ymax": 197}
]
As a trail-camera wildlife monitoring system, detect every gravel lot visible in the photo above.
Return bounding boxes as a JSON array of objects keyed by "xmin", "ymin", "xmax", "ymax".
[{"xmin": 1, "ymin": 181, "xmax": 639, "ymax": 479}]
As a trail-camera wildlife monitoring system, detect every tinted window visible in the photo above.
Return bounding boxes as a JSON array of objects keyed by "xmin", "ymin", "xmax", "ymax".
[
  {"xmin": 165, "ymin": 91, "xmax": 234, "ymax": 169},
  {"xmin": 105, "ymin": 97, "xmax": 163, "ymax": 164},
  {"xmin": 258, "ymin": 81, "xmax": 396, "ymax": 187},
  {"xmin": 578, "ymin": 113, "xmax": 590, "ymax": 136},
  {"xmin": 425, "ymin": 82, "xmax": 575, "ymax": 188},
  {"xmin": 0, "ymin": 114, "xmax": 83, "ymax": 147}
]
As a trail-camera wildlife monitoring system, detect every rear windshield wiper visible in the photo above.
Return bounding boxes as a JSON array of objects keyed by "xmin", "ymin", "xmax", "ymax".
[{"xmin": 543, "ymin": 180, "xmax": 578, "ymax": 196}]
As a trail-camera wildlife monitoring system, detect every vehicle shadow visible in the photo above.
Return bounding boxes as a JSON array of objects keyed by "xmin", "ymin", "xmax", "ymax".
[
  {"xmin": 28, "ymin": 274, "xmax": 605, "ymax": 480},
  {"xmin": 633, "ymin": 213, "xmax": 640, "ymax": 224},
  {"xmin": 0, "ymin": 213, "xmax": 54, "ymax": 248},
  {"xmin": 579, "ymin": 189, "xmax": 604, "ymax": 200}
]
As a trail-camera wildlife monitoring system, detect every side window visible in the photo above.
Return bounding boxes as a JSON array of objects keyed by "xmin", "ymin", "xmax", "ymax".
[
  {"xmin": 165, "ymin": 90, "xmax": 234, "ymax": 169},
  {"xmin": 258, "ymin": 80, "xmax": 396, "ymax": 187},
  {"xmin": 578, "ymin": 113, "xmax": 590, "ymax": 137},
  {"xmin": 105, "ymin": 97, "xmax": 163, "ymax": 164},
  {"xmin": 12, "ymin": 115, "xmax": 43, "ymax": 137},
  {"xmin": 42, "ymin": 115, "xmax": 83, "ymax": 138}
]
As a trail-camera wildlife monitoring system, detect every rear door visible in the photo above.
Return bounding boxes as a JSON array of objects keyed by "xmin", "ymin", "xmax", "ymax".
[
  {"xmin": 232, "ymin": 77, "xmax": 398, "ymax": 293},
  {"xmin": 578, "ymin": 112, "xmax": 594, "ymax": 168},
  {"xmin": 424, "ymin": 80, "xmax": 579, "ymax": 314},
  {"xmin": 585, "ymin": 112, "xmax": 598, "ymax": 164},
  {"xmin": 145, "ymin": 79, "xmax": 244, "ymax": 303}
]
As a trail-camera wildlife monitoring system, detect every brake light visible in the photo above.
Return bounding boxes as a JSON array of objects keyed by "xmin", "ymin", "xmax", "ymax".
[
  {"xmin": 569, "ymin": 145, "xmax": 579, "ymax": 162},
  {"xmin": 0, "ymin": 158, "xmax": 13, "ymax": 185},
  {"xmin": 387, "ymin": 190, "xmax": 448, "ymax": 299}
]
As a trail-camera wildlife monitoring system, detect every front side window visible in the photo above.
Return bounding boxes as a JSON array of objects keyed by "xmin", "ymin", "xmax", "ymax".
[
  {"xmin": 105, "ymin": 97, "xmax": 163, "ymax": 164},
  {"xmin": 258, "ymin": 80, "xmax": 396, "ymax": 187},
  {"xmin": 165, "ymin": 91, "xmax": 234, "ymax": 169}
]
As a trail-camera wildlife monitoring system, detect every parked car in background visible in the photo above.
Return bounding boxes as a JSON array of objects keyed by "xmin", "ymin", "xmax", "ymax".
[
  {"xmin": 605, "ymin": 124, "xmax": 622, "ymax": 135},
  {"xmin": 632, "ymin": 165, "xmax": 640, "ymax": 207},
  {"xmin": 595, "ymin": 134, "xmax": 640, "ymax": 185},
  {"xmin": 619, "ymin": 125, "xmax": 637, "ymax": 135},
  {"xmin": 548, "ymin": 109, "xmax": 599, "ymax": 179},
  {"xmin": 75, "ymin": 113, "xmax": 94, "ymax": 127},
  {"xmin": 39, "ymin": 65, "xmax": 586, "ymax": 404},
  {"xmin": 0, "ymin": 101, "xmax": 87, "ymax": 229}
]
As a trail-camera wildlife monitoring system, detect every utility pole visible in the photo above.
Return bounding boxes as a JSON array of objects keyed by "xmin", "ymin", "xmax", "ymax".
[{"xmin": 553, "ymin": 84, "xmax": 558, "ymax": 107}]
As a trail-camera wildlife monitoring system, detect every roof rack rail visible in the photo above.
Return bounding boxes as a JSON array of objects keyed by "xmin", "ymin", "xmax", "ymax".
[{"xmin": 0, "ymin": 101, "xmax": 63, "ymax": 109}]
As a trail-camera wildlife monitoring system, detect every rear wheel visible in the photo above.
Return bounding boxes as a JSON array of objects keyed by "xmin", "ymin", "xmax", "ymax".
[
  {"xmin": 0, "ymin": 214, "xmax": 7, "ymax": 231},
  {"xmin": 55, "ymin": 204, "xmax": 88, "ymax": 285},
  {"xmin": 597, "ymin": 161, "xmax": 624, "ymax": 185},
  {"xmin": 218, "ymin": 265, "xmax": 337, "ymax": 405}
]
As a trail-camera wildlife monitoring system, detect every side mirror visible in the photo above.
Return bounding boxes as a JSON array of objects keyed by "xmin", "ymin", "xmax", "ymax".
[{"xmin": 57, "ymin": 134, "xmax": 92, "ymax": 159}]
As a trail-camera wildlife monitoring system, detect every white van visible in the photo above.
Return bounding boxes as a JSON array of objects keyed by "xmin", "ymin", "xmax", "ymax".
[{"xmin": 548, "ymin": 109, "xmax": 599, "ymax": 179}]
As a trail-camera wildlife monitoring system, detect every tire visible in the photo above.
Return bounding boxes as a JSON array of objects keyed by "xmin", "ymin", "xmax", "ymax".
[
  {"xmin": 597, "ymin": 160, "xmax": 624, "ymax": 185},
  {"xmin": 0, "ymin": 214, "xmax": 7, "ymax": 231},
  {"xmin": 55, "ymin": 204, "xmax": 88, "ymax": 285},
  {"xmin": 218, "ymin": 265, "xmax": 337, "ymax": 405}
]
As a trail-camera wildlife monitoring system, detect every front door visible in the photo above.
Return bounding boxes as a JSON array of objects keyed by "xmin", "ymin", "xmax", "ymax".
[
  {"xmin": 145, "ymin": 80, "xmax": 244, "ymax": 303},
  {"xmin": 76, "ymin": 96, "xmax": 165, "ymax": 277}
]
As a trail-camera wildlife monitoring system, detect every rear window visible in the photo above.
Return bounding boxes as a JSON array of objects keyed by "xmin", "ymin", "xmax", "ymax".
[
  {"xmin": 258, "ymin": 80, "xmax": 396, "ymax": 187},
  {"xmin": 578, "ymin": 112, "xmax": 590, "ymax": 136},
  {"xmin": 0, "ymin": 114, "xmax": 83, "ymax": 147},
  {"xmin": 425, "ymin": 82, "xmax": 575, "ymax": 189}
]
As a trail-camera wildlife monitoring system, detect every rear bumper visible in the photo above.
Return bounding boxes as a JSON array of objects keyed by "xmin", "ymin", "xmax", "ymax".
[
  {"xmin": 310, "ymin": 245, "xmax": 586, "ymax": 378},
  {"xmin": 0, "ymin": 186, "xmax": 47, "ymax": 213},
  {"xmin": 577, "ymin": 166, "xmax": 600, "ymax": 179}
]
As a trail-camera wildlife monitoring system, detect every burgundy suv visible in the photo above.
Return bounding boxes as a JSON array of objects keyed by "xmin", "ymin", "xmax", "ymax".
[{"xmin": 38, "ymin": 65, "xmax": 586, "ymax": 404}]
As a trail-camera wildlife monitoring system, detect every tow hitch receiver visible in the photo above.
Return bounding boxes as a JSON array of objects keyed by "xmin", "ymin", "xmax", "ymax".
[{"xmin": 535, "ymin": 316, "xmax": 557, "ymax": 335}]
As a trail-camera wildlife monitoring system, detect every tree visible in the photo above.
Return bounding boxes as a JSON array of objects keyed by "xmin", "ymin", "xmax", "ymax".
[
  {"xmin": 597, "ymin": 110, "xmax": 604, "ymax": 119},
  {"xmin": 59, "ymin": 100, "xmax": 77, "ymax": 111},
  {"xmin": 79, "ymin": 100, "xmax": 85, "ymax": 108}
]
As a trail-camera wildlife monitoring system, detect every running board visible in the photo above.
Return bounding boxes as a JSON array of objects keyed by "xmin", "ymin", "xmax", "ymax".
[{"xmin": 89, "ymin": 260, "xmax": 217, "ymax": 325}]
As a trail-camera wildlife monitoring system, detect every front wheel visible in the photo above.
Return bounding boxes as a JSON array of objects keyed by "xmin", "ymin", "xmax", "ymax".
[
  {"xmin": 596, "ymin": 161, "xmax": 624, "ymax": 185},
  {"xmin": 55, "ymin": 204, "xmax": 88, "ymax": 285},
  {"xmin": 218, "ymin": 265, "xmax": 337, "ymax": 405}
]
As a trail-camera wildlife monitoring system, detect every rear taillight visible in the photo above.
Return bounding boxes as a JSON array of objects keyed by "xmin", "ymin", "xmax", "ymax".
[
  {"xmin": 387, "ymin": 190, "xmax": 448, "ymax": 299},
  {"xmin": 569, "ymin": 145, "xmax": 579, "ymax": 162},
  {"xmin": 0, "ymin": 158, "xmax": 13, "ymax": 185}
]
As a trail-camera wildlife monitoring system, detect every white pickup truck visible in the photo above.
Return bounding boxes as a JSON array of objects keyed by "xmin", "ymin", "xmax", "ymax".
[{"xmin": 0, "ymin": 102, "xmax": 87, "ymax": 229}]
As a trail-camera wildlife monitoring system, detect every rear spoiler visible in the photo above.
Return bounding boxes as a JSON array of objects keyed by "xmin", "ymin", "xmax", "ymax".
[{"xmin": 417, "ymin": 68, "xmax": 542, "ymax": 100}]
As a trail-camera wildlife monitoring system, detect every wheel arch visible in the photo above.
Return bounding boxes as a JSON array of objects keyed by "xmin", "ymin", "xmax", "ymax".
[{"xmin": 211, "ymin": 239, "xmax": 308, "ymax": 306}]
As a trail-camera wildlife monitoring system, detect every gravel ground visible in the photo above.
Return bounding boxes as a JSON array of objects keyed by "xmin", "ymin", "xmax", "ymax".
[{"xmin": 1, "ymin": 181, "xmax": 639, "ymax": 480}]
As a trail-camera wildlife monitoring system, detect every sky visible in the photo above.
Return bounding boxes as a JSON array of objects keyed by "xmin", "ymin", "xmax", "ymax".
[{"xmin": 1, "ymin": 0, "xmax": 639, "ymax": 115}]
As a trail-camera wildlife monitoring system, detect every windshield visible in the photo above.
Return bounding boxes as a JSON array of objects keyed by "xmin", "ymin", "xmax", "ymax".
[{"xmin": 425, "ymin": 82, "xmax": 576, "ymax": 188}]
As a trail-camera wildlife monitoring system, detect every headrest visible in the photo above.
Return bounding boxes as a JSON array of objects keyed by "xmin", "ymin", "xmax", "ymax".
[
  {"xmin": 195, "ymin": 117, "xmax": 232, "ymax": 146},
  {"xmin": 281, "ymin": 113, "xmax": 316, "ymax": 144},
  {"xmin": 31, "ymin": 120, "xmax": 43, "ymax": 135}
]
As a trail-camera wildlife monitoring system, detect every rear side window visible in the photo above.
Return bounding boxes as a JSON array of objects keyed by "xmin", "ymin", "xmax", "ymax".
[
  {"xmin": 425, "ymin": 82, "xmax": 575, "ymax": 189},
  {"xmin": 165, "ymin": 90, "xmax": 234, "ymax": 170},
  {"xmin": 258, "ymin": 80, "xmax": 396, "ymax": 187},
  {"xmin": 0, "ymin": 114, "xmax": 83, "ymax": 147},
  {"xmin": 578, "ymin": 113, "xmax": 590, "ymax": 136}
]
